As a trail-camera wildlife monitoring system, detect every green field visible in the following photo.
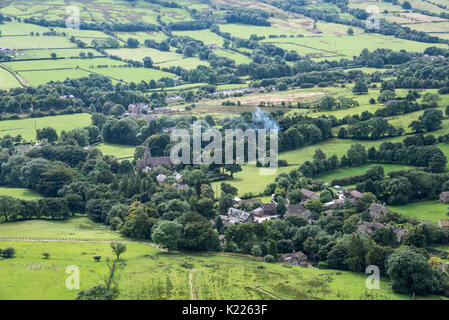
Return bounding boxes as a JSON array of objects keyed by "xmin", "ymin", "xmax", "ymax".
[
  {"xmin": 262, "ymin": 33, "xmax": 447, "ymax": 61},
  {"xmin": 0, "ymin": 240, "xmax": 418, "ymax": 300},
  {"xmin": 19, "ymin": 48, "xmax": 102, "ymax": 60},
  {"xmin": 18, "ymin": 69, "xmax": 93, "ymax": 86},
  {"xmin": 0, "ymin": 35, "xmax": 76, "ymax": 49},
  {"xmin": 388, "ymin": 201, "xmax": 449, "ymax": 223},
  {"xmin": 0, "ymin": 113, "xmax": 92, "ymax": 141},
  {"xmin": 0, "ymin": 217, "xmax": 124, "ymax": 240},
  {"xmin": 211, "ymin": 165, "xmax": 297, "ymax": 197},
  {"xmin": 0, "ymin": 67, "xmax": 22, "ymax": 89},
  {"xmin": 0, "ymin": 187, "xmax": 42, "ymax": 200},
  {"xmin": 317, "ymin": 163, "xmax": 415, "ymax": 184},
  {"xmin": 95, "ymin": 143, "xmax": 136, "ymax": 160},
  {"xmin": 106, "ymin": 47, "xmax": 209, "ymax": 69}
]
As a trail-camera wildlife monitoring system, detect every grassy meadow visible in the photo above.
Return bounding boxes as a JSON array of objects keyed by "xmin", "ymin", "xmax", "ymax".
[
  {"xmin": 0, "ymin": 217, "xmax": 124, "ymax": 240},
  {"xmin": 0, "ymin": 113, "xmax": 92, "ymax": 141},
  {"xmin": 95, "ymin": 143, "xmax": 136, "ymax": 160},
  {"xmin": 0, "ymin": 239, "xmax": 420, "ymax": 300},
  {"xmin": 0, "ymin": 187, "xmax": 42, "ymax": 200},
  {"xmin": 389, "ymin": 201, "xmax": 449, "ymax": 223}
]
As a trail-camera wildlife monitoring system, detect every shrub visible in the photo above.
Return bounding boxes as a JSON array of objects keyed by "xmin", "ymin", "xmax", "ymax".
[
  {"xmin": 93, "ymin": 256, "xmax": 101, "ymax": 262},
  {"xmin": 42, "ymin": 252, "xmax": 50, "ymax": 259},
  {"xmin": 1, "ymin": 247, "xmax": 15, "ymax": 258},
  {"xmin": 264, "ymin": 255, "xmax": 275, "ymax": 263},
  {"xmin": 317, "ymin": 261, "xmax": 328, "ymax": 269}
]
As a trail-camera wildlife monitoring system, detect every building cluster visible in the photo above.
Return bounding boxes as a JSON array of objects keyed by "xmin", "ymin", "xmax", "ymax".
[{"xmin": 124, "ymin": 103, "xmax": 184, "ymax": 121}]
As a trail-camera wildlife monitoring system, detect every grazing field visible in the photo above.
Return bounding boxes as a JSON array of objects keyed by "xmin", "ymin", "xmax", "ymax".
[
  {"xmin": 211, "ymin": 165, "xmax": 297, "ymax": 197},
  {"xmin": 95, "ymin": 143, "xmax": 136, "ymax": 160},
  {"xmin": 0, "ymin": 240, "xmax": 418, "ymax": 300},
  {"xmin": 19, "ymin": 49, "xmax": 102, "ymax": 60},
  {"xmin": 0, "ymin": 36, "xmax": 76, "ymax": 49},
  {"xmin": 0, "ymin": 217, "xmax": 124, "ymax": 240},
  {"xmin": 262, "ymin": 33, "xmax": 447, "ymax": 61},
  {"xmin": 0, "ymin": 67, "xmax": 22, "ymax": 89},
  {"xmin": 173, "ymin": 30, "xmax": 226, "ymax": 46},
  {"xmin": 0, "ymin": 113, "xmax": 91, "ymax": 141},
  {"xmin": 0, "ymin": 21, "xmax": 51, "ymax": 36},
  {"xmin": 317, "ymin": 163, "xmax": 415, "ymax": 184},
  {"xmin": 213, "ymin": 49, "xmax": 252, "ymax": 64},
  {"xmin": 388, "ymin": 201, "xmax": 449, "ymax": 223},
  {"xmin": 114, "ymin": 32, "xmax": 168, "ymax": 44},
  {"xmin": 18, "ymin": 69, "xmax": 92, "ymax": 86},
  {"xmin": 0, "ymin": 187, "xmax": 42, "ymax": 200},
  {"xmin": 106, "ymin": 48, "xmax": 208, "ymax": 69}
]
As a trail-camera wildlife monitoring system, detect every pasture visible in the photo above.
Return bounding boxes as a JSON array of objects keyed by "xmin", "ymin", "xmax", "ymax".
[
  {"xmin": 0, "ymin": 187, "xmax": 42, "ymax": 200},
  {"xmin": 0, "ymin": 217, "xmax": 124, "ymax": 240},
  {"xmin": 388, "ymin": 201, "xmax": 449, "ymax": 223},
  {"xmin": 0, "ymin": 239, "xmax": 416, "ymax": 300},
  {"xmin": 211, "ymin": 165, "xmax": 297, "ymax": 197},
  {"xmin": 0, "ymin": 35, "xmax": 76, "ymax": 50},
  {"xmin": 95, "ymin": 143, "xmax": 136, "ymax": 160},
  {"xmin": 0, "ymin": 67, "xmax": 22, "ymax": 89},
  {"xmin": 0, "ymin": 113, "xmax": 92, "ymax": 141},
  {"xmin": 316, "ymin": 163, "xmax": 415, "ymax": 185}
]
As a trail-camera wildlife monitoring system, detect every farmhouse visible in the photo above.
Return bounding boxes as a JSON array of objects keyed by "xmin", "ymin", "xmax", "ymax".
[
  {"xmin": 324, "ymin": 199, "xmax": 344, "ymax": 210},
  {"xmin": 344, "ymin": 189, "xmax": 363, "ymax": 201},
  {"xmin": 286, "ymin": 203, "xmax": 306, "ymax": 216},
  {"xmin": 357, "ymin": 221, "xmax": 407, "ymax": 242},
  {"xmin": 156, "ymin": 173, "xmax": 168, "ymax": 184},
  {"xmin": 440, "ymin": 192, "xmax": 449, "ymax": 203},
  {"xmin": 221, "ymin": 208, "xmax": 254, "ymax": 226},
  {"xmin": 368, "ymin": 203, "xmax": 390, "ymax": 220},
  {"xmin": 301, "ymin": 188, "xmax": 320, "ymax": 200},
  {"xmin": 438, "ymin": 219, "xmax": 449, "ymax": 232}
]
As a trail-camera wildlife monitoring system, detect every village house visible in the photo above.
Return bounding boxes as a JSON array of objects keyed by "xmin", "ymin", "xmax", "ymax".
[
  {"xmin": 440, "ymin": 192, "xmax": 449, "ymax": 203},
  {"xmin": 344, "ymin": 189, "xmax": 363, "ymax": 201},
  {"xmin": 323, "ymin": 199, "xmax": 344, "ymax": 210},
  {"xmin": 279, "ymin": 251, "xmax": 308, "ymax": 267},
  {"xmin": 252, "ymin": 201, "xmax": 278, "ymax": 220},
  {"xmin": 172, "ymin": 183, "xmax": 188, "ymax": 190},
  {"xmin": 233, "ymin": 197, "xmax": 242, "ymax": 206},
  {"xmin": 368, "ymin": 203, "xmax": 390, "ymax": 220},
  {"xmin": 301, "ymin": 188, "xmax": 320, "ymax": 200},
  {"xmin": 220, "ymin": 208, "xmax": 254, "ymax": 226},
  {"xmin": 357, "ymin": 220, "xmax": 408, "ymax": 242},
  {"xmin": 438, "ymin": 219, "xmax": 449, "ymax": 232},
  {"xmin": 173, "ymin": 172, "xmax": 182, "ymax": 181},
  {"xmin": 286, "ymin": 203, "xmax": 306, "ymax": 216},
  {"xmin": 156, "ymin": 173, "xmax": 168, "ymax": 184}
]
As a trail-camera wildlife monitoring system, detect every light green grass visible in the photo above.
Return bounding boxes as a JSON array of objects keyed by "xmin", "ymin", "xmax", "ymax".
[
  {"xmin": 317, "ymin": 163, "xmax": 415, "ymax": 184},
  {"xmin": 173, "ymin": 29, "xmax": 225, "ymax": 46},
  {"xmin": 213, "ymin": 49, "xmax": 252, "ymax": 64},
  {"xmin": 0, "ymin": 217, "xmax": 124, "ymax": 240},
  {"xmin": 0, "ymin": 187, "xmax": 42, "ymax": 200},
  {"xmin": 95, "ymin": 143, "xmax": 136, "ymax": 159},
  {"xmin": 0, "ymin": 35, "xmax": 76, "ymax": 49},
  {"xmin": 0, "ymin": 113, "xmax": 91, "ymax": 141},
  {"xmin": 0, "ymin": 240, "xmax": 425, "ymax": 300},
  {"xmin": 389, "ymin": 201, "xmax": 449, "ymax": 223},
  {"xmin": 0, "ymin": 67, "xmax": 22, "ymax": 89},
  {"xmin": 211, "ymin": 165, "xmax": 297, "ymax": 197},
  {"xmin": 19, "ymin": 49, "xmax": 102, "ymax": 60},
  {"xmin": 18, "ymin": 69, "xmax": 93, "ymax": 86}
]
